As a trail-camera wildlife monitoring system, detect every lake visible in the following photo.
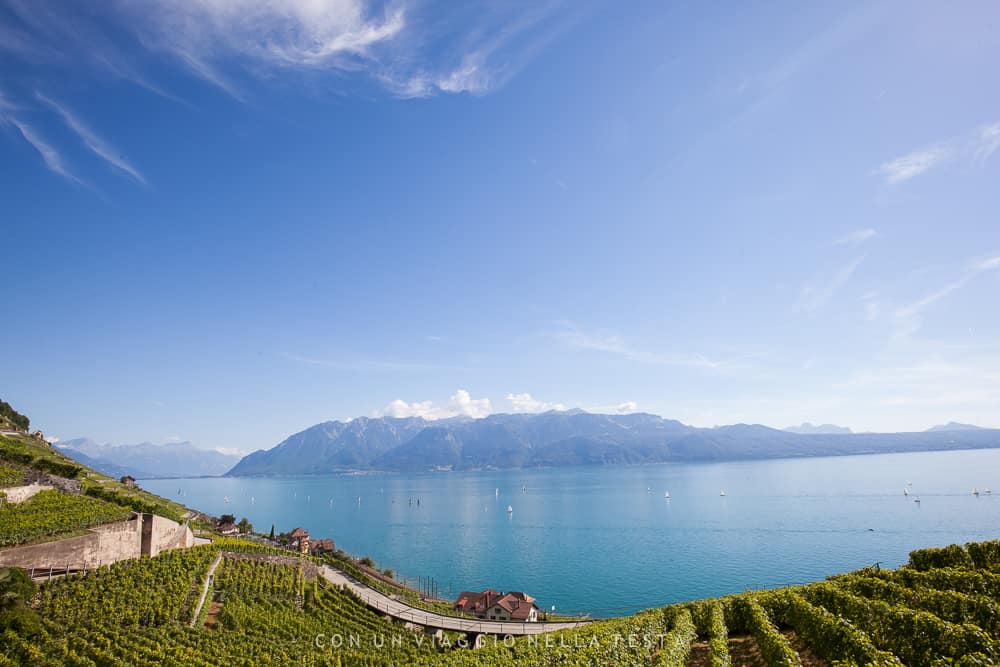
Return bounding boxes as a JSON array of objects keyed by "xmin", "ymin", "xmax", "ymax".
[{"xmin": 143, "ymin": 448, "xmax": 1000, "ymax": 617}]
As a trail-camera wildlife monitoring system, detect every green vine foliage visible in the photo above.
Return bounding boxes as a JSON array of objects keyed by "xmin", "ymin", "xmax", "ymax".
[{"xmin": 3, "ymin": 537, "xmax": 1000, "ymax": 665}]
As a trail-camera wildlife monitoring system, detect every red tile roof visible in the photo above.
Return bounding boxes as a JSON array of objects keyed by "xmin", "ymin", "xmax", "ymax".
[
  {"xmin": 493, "ymin": 593, "xmax": 538, "ymax": 620},
  {"xmin": 454, "ymin": 589, "xmax": 538, "ymax": 620}
]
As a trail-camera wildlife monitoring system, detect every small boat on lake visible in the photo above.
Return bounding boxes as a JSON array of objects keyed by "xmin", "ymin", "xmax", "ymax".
[
  {"xmin": 720, "ymin": 489, "xmax": 726, "ymax": 497},
  {"xmin": 506, "ymin": 505, "xmax": 513, "ymax": 514},
  {"xmin": 664, "ymin": 490, "xmax": 670, "ymax": 499}
]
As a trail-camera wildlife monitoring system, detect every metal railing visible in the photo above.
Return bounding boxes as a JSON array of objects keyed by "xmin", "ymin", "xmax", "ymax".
[{"xmin": 320, "ymin": 565, "xmax": 589, "ymax": 636}]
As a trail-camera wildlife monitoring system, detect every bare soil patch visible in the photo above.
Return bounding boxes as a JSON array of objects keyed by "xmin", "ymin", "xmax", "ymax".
[
  {"xmin": 204, "ymin": 600, "xmax": 223, "ymax": 629},
  {"xmin": 727, "ymin": 635, "xmax": 768, "ymax": 667},
  {"xmin": 783, "ymin": 630, "xmax": 827, "ymax": 667}
]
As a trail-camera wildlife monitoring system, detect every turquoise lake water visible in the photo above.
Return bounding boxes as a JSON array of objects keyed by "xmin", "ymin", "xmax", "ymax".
[{"xmin": 143, "ymin": 448, "xmax": 1000, "ymax": 617}]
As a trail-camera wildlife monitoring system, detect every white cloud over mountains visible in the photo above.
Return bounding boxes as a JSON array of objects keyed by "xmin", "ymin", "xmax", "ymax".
[
  {"xmin": 380, "ymin": 390, "xmax": 637, "ymax": 420},
  {"xmin": 506, "ymin": 392, "xmax": 567, "ymax": 413},
  {"xmin": 383, "ymin": 389, "xmax": 492, "ymax": 420}
]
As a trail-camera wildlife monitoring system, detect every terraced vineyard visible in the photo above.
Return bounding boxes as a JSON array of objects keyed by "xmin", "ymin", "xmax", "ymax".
[
  {"xmin": 3, "ymin": 537, "xmax": 1000, "ymax": 665},
  {"xmin": 426, "ymin": 539, "xmax": 1000, "ymax": 666},
  {"xmin": 2, "ymin": 539, "xmax": 455, "ymax": 666},
  {"xmin": 0, "ymin": 489, "xmax": 131, "ymax": 547}
]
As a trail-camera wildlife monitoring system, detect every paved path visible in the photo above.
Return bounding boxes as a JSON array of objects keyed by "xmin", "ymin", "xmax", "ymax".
[
  {"xmin": 189, "ymin": 553, "xmax": 223, "ymax": 627},
  {"xmin": 319, "ymin": 565, "xmax": 590, "ymax": 636}
]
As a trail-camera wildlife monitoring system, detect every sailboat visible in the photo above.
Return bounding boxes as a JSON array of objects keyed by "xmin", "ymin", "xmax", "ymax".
[
  {"xmin": 506, "ymin": 505, "xmax": 513, "ymax": 514},
  {"xmin": 664, "ymin": 490, "xmax": 670, "ymax": 499},
  {"xmin": 522, "ymin": 485, "xmax": 527, "ymax": 493},
  {"xmin": 720, "ymin": 489, "xmax": 726, "ymax": 497},
  {"xmin": 495, "ymin": 488, "xmax": 500, "ymax": 498},
  {"xmin": 974, "ymin": 487, "xmax": 980, "ymax": 496},
  {"xmin": 903, "ymin": 488, "xmax": 909, "ymax": 496},
  {"xmin": 985, "ymin": 488, "xmax": 992, "ymax": 495},
  {"xmin": 223, "ymin": 496, "xmax": 230, "ymax": 504}
]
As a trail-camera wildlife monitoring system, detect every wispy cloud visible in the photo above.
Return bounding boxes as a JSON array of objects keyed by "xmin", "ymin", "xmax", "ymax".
[
  {"xmin": 875, "ymin": 118, "xmax": 1000, "ymax": 184},
  {"xmin": 381, "ymin": 389, "xmax": 492, "ymax": 420},
  {"xmin": 2, "ymin": 114, "xmax": 84, "ymax": 185},
  {"xmin": 838, "ymin": 357, "xmax": 1000, "ymax": 414},
  {"xmin": 282, "ymin": 352, "xmax": 468, "ymax": 372},
  {"xmin": 1, "ymin": 1, "xmax": 576, "ymax": 101},
  {"xmin": 553, "ymin": 321, "xmax": 721, "ymax": 369},
  {"xmin": 894, "ymin": 253, "xmax": 1000, "ymax": 320},
  {"xmin": 387, "ymin": 51, "xmax": 494, "ymax": 98},
  {"xmin": 36, "ymin": 92, "xmax": 146, "ymax": 185},
  {"xmin": 833, "ymin": 228, "xmax": 877, "ymax": 245},
  {"xmin": 797, "ymin": 256, "xmax": 864, "ymax": 312},
  {"xmin": 875, "ymin": 144, "xmax": 952, "ymax": 184},
  {"xmin": 975, "ymin": 122, "xmax": 1000, "ymax": 163}
]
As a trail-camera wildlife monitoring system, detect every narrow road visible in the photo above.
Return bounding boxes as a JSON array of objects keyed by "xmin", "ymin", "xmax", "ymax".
[
  {"xmin": 189, "ymin": 553, "xmax": 223, "ymax": 627},
  {"xmin": 319, "ymin": 565, "xmax": 590, "ymax": 636}
]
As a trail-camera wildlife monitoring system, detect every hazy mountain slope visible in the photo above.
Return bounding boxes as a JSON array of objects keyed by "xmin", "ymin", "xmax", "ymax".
[
  {"xmin": 56, "ymin": 444, "xmax": 154, "ymax": 479},
  {"xmin": 228, "ymin": 416, "xmax": 428, "ymax": 475},
  {"xmin": 226, "ymin": 411, "xmax": 1000, "ymax": 475},
  {"xmin": 784, "ymin": 422, "xmax": 853, "ymax": 435},
  {"xmin": 57, "ymin": 438, "xmax": 241, "ymax": 478},
  {"xmin": 927, "ymin": 422, "xmax": 984, "ymax": 432}
]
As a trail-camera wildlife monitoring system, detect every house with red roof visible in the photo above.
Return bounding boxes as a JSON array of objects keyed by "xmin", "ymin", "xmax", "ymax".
[{"xmin": 453, "ymin": 589, "xmax": 539, "ymax": 622}]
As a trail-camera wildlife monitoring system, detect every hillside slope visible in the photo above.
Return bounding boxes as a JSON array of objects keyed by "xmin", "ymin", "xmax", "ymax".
[{"xmin": 227, "ymin": 410, "xmax": 1000, "ymax": 475}]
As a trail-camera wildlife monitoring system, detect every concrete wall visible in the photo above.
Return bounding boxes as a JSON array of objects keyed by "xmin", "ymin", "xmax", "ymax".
[
  {"xmin": 2, "ymin": 483, "xmax": 55, "ymax": 503},
  {"xmin": 0, "ymin": 513, "xmax": 195, "ymax": 570},
  {"xmin": 146, "ymin": 513, "xmax": 194, "ymax": 556}
]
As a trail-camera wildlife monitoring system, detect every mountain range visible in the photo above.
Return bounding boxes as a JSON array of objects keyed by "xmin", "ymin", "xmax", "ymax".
[
  {"xmin": 783, "ymin": 423, "xmax": 853, "ymax": 435},
  {"xmin": 56, "ymin": 438, "xmax": 242, "ymax": 479},
  {"xmin": 226, "ymin": 410, "xmax": 1000, "ymax": 476}
]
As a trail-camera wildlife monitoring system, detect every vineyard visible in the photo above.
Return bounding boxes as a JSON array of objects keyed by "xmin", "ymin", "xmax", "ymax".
[
  {"xmin": 0, "ymin": 464, "xmax": 24, "ymax": 488},
  {"xmin": 2, "ymin": 537, "xmax": 1000, "ymax": 665},
  {"xmin": 0, "ymin": 489, "xmax": 131, "ymax": 547}
]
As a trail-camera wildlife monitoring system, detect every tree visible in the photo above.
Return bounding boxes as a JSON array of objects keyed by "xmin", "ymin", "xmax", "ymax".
[
  {"xmin": 0, "ymin": 567, "xmax": 33, "ymax": 611},
  {"xmin": 237, "ymin": 517, "xmax": 253, "ymax": 534},
  {"xmin": 219, "ymin": 514, "xmax": 236, "ymax": 525},
  {"xmin": 0, "ymin": 567, "xmax": 40, "ymax": 636},
  {"xmin": 0, "ymin": 400, "xmax": 29, "ymax": 432},
  {"xmin": 269, "ymin": 524, "xmax": 275, "ymax": 540}
]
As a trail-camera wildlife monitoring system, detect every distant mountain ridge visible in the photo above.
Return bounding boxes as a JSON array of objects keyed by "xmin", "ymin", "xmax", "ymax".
[
  {"xmin": 57, "ymin": 438, "xmax": 242, "ymax": 478},
  {"xmin": 783, "ymin": 423, "xmax": 853, "ymax": 435},
  {"xmin": 926, "ymin": 422, "xmax": 985, "ymax": 432},
  {"xmin": 226, "ymin": 411, "xmax": 1000, "ymax": 476}
]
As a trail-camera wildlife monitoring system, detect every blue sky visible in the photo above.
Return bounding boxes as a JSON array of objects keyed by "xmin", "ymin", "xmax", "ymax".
[{"xmin": 2, "ymin": 0, "xmax": 999, "ymax": 454}]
